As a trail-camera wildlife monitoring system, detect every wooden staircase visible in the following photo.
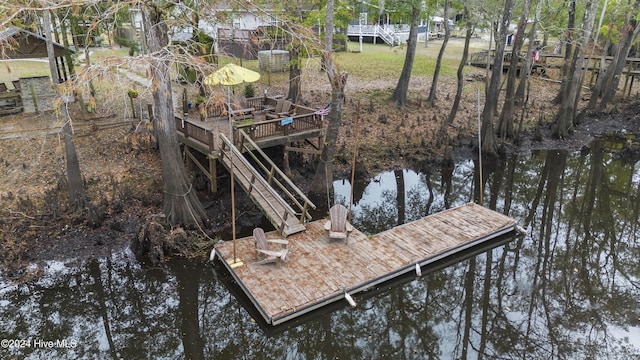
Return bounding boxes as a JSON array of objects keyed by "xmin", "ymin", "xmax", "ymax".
[{"xmin": 218, "ymin": 132, "xmax": 315, "ymax": 236}]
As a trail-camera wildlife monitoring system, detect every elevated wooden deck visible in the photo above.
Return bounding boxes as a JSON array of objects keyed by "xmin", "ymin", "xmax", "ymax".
[
  {"xmin": 174, "ymin": 96, "xmax": 324, "ymax": 157},
  {"xmin": 212, "ymin": 202, "xmax": 518, "ymax": 326},
  {"xmin": 174, "ymin": 96, "xmax": 319, "ymax": 234}
]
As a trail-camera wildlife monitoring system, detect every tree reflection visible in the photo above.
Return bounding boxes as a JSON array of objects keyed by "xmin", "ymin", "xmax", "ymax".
[{"xmin": 2, "ymin": 147, "xmax": 639, "ymax": 359}]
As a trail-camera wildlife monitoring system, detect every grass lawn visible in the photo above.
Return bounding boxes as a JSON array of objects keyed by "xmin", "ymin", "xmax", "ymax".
[
  {"xmin": 0, "ymin": 47, "xmax": 130, "ymax": 88},
  {"xmin": 87, "ymin": 47, "xmax": 131, "ymax": 62},
  {"xmin": 236, "ymin": 37, "xmax": 487, "ymax": 87},
  {"xmin": 0, "ymin": 60, "xmax": 51, "ymax": 86},
  {"xmin": 0, "ymin": 37, "xmax": 488, "ymax": 96},
  {"xmin": 337, "ymin": 40, "xmax": 483, "ymax": 79}
]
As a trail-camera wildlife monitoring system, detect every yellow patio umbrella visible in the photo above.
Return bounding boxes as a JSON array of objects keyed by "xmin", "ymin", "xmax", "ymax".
[
  {"xmin": 204, "ymin": 63, "xmax": 260, "ymax": 268},
  {"xmin": 203, "ymin": 63, "xmax": 260, "ymax": 86}
]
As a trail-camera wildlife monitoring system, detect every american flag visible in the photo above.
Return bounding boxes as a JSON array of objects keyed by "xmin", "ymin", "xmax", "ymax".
[{"xmin": 314, "ymin": 103, "xmax": 331, "ymax": 116}]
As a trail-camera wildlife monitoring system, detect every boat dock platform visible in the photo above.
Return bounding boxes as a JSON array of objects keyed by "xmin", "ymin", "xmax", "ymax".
[{"xmin": 212, "ymin": 202, "xmax": 518, "ymax": 326}]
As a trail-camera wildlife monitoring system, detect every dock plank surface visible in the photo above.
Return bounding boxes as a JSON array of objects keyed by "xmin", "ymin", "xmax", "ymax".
[{"xmin": 214, "ymin": 203, "xmax": 517, "ymax": 325}]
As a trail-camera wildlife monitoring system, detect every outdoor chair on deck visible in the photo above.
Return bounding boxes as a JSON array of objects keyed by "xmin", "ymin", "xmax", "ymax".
[
  {"xmin": 266, "ymin": 99, "xmax": 292, "ymax": 119},
  {"xmin": 324, "ymin": 204, "xmax": 354, "ymax": 243},
  {"xmin": 254, "ymin": 228, "xmax": 289, "ymax": 265}
]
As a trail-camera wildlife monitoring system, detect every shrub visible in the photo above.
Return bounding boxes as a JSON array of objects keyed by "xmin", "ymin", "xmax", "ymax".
[{"xmin": 243, "ymin": 83, "xmax": 255, "ymax": 98}]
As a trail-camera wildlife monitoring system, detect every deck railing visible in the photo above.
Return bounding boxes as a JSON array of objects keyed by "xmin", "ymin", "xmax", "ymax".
[
  {"xmin": 176, "ymin": 97, "xmax": 323, "ymax": 150},
  {"xmin": 219, "ymin": 134, "xmax": 299, "ymax": 233},
  {"xmin": 203, "ymin": 96, "xmax": 266, "ymax": 120},
  {"xmin": 235, "ymin": 129, "xmax": 316, "ymax": 223},
  {"xmin": 235, "ymin": 111, "xmax": 322, "ymax": 142},
  {"xmin": 174, "ymin": 116, "xmax": 216, "ymax": 151}
]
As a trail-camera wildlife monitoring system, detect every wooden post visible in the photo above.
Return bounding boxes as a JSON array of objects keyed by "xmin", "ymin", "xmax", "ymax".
[
  {"xmin": 317, "ymin": 132, "xmax": 325, "ymax": 153},
  {"xmin": 208, "ymin": 131, "xmax": 215, "ymax": 152},
  {"xmin": 58, "ymin": 56, "xmax": 68, "ymax": 82},
  {"xmin": 283, "ymin": 144, "xmax": 291, "ymax": 178},
  {"xmin": 184, "ymin": 146, "xmax": 192, "ymax": 172},
  {"xmin": 182, "ymin": 88, "xmax": 188, "ymax": 115},
  {"xmin": 209, "ymin": 157, "xmax": 217, "ymax": 193},
  {"xmin": 198, "ymin": 103, "xmax": 205, "ymax": 121},
  {"xmin": 268, "ymin": 167, "xmax": 275, "ymax": 185},
  {"xmin": 43, "ymin": 11, "xmax": 59, "ymax": 84},
  {"xmin": 29, "ymin": 83, "xmax": 38, "ymax": 113}
]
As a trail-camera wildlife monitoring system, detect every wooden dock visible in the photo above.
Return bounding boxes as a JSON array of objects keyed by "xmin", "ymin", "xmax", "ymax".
[{"xmin": 212, "ymin": 202, "xmax": 518, "ymax": 326}]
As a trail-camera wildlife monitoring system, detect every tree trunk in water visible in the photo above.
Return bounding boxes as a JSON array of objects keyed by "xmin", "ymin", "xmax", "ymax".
[
  {"xmin": 390, "ymin": 1, "xmax": 420, "ymax": 107},
  {"xmin": 287, "ymin": 44, "xmax": 301, "ymax": 103},
  {"xmin": 481, "ymin": 0, "xmax": 514, "ymax": 154},
  {"xmin": 426, "ymin": 0, "xmax": 451, "ymax": 107},
  {"xmin": 142, "ymin": 4, "xmax": 207, "ymax": 228},
  {"xmin": 309, "ymin": 53, "xmax": 347, "ymax": 204},
  {"xmin": 176, "ymin": 260, "xmax": 205, "ymax": 360},
  {"xmin": 394, "ymin": 169, "xmax": 405, "ymax": 225},
  {"xmin": 446, "ymin": 3, "xmax": 472, "ymax": 125},
  {"xmin": 590, "ymin": 4, "xmax": 640, "ymax": 111},
  {"xmin": 515, "ymin": 0, "xmax": 542, "ymax": 103},
  {"xmin": 88, "ymin": 260, "xmax": 118, "ymax": 359},
  {"xmin": 497, "ymin": 0, "xmax": 533, "ymax": 140},
  {"xmin": 554, "ymin": 0, "xmax": 598, "ymax": 139},
  {"xmin": 555, "ymin": 0, "xmax": 576, "ymax": 105}
]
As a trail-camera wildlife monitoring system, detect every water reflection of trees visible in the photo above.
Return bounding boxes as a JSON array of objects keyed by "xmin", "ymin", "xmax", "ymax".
[{"xmin": 1, "ymin": 146, "xmax": 639, "ymax": 358}]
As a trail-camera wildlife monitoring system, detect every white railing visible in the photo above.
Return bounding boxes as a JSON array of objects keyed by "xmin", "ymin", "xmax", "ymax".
[{"xmin": 347, "ymin": 24, "xmax": 404, "ymax": 46}]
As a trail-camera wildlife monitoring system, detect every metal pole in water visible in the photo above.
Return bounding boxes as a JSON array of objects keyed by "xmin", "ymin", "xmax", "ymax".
[
  {"xmin": 228, "ymin": 86, "xmax": 242, "ymax": 268},
  {"xmin": 477, "ymin": 90, "xmax": 483, "ymax": 206}
]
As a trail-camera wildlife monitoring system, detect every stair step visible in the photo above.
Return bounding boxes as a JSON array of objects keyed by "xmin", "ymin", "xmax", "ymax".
[{"xmin": 219, "ymin": 137, "xmax": 306, "ymax": 237}]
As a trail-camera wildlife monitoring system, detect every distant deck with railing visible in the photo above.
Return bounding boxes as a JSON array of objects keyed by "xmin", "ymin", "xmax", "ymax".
[
  {"xmin": 469, "ymin": 51, "xmax": 640, "ymax": 96},
  {"xmin": 174, "ymin": 96, "xmax": 325, "ymax": 156}
]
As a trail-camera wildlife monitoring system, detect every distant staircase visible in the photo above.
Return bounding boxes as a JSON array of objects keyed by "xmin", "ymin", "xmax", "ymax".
[
  {"xmin": 377, "ymin": 26, "xmax": 401, "ymax": 46},
  {"xmin": 347, "ymin": 24, "xmax": 402, "ymax": 46},
  {"xmin": 218, "ymin": 131, "xmax": 315, "ymax": 236}
]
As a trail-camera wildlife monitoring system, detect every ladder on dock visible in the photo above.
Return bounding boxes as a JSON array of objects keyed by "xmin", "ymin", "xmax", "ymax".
[{"xmin": 218, "ymin": 131, "xmax": 315, "ymax": 236}]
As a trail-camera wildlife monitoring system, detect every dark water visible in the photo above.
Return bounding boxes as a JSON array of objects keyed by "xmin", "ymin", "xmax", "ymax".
[{"xmin": 2, "ymin": 143, "xmax": 640, "ymax": 359}]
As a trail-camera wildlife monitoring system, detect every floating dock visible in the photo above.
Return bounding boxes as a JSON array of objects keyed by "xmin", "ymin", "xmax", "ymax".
[{"xmin": 212, "ymin": 202, "xmax": 518, "ymax": 326}]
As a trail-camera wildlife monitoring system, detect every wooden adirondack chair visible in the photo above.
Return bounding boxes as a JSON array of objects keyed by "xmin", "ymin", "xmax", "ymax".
[
  {"xmin": 254, "ymin": 228, "xmax": 289, "ymax": 265},
  {"xmin": 324, "ymin": 204, "xmax": 354, "ymax": 243},
  {"xmin": 266, "ymin": 99, "xmax": 292, "ymax": 119},
  {"xmin": 278, "ymin": 100, "xmax": 292, "ymax": 116}
]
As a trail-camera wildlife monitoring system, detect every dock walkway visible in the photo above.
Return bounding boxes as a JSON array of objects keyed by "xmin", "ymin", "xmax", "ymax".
[
  {"xmin": 218, "ymin": 133, "xmax": 308, "ymax": 236},
  {"xmin": 213, "ymin": 202, "xmax": 518, "ymax": 326}
]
